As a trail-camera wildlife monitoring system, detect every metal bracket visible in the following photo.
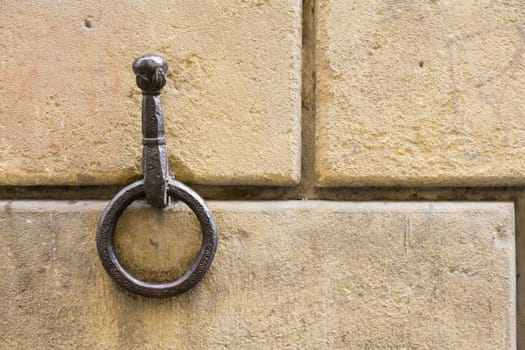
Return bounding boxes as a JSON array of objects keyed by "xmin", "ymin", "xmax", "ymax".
[{"xmin": 132, "ymin": 55, "xmax": 170, "ymax": 208}]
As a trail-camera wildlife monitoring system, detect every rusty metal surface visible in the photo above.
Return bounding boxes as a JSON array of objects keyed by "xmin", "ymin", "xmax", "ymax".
[
  {"xmin": 133, "ymin": 55, "xmax": 170, "ymax": 209},
  {"xmin": 96, "ymin": 54, "xmax": 218, "ymax": 298}
]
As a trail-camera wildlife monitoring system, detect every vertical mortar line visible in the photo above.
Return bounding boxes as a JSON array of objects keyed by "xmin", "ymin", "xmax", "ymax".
[
  {"xmin": 516, "ymin": 193, "xmax": 524, "ymax": 350},
  {"xmin": 296, "ymin": 0, "xmax": 319, "ymax": 199}
]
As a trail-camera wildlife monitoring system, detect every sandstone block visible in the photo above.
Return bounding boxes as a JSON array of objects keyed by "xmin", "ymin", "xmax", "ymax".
[
  {"xmin": 316, "ymin": 0, "xmax": 525, "ymax": 186},
  {"xmin": 0, "ymin": 1, "xmax": 301, "ymax": 186},
  {"xmin": 0, "ymin": 201, "xmax": 515, "ymax": 349}
]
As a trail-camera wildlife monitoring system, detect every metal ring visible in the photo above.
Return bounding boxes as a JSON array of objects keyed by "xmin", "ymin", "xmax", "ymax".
[{"xmin": 96, "ymin": 179, "xmax": 218, "ymax": 298}]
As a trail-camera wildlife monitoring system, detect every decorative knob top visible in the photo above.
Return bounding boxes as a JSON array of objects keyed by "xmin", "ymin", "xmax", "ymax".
[{"xmin": 132, "ymin": 54, "xmax": 169, "ymax": 94}]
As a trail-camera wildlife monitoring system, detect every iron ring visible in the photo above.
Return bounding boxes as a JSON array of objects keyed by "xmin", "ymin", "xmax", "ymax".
[{"xmin": 96, "ymin": 179, "xmax": 218, "ymax": 298}]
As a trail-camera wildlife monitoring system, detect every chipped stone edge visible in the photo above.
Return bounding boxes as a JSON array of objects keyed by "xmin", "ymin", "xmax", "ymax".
[{"xmin": 0, "ymin": 199, "xmax": 514, "ymax": 214}]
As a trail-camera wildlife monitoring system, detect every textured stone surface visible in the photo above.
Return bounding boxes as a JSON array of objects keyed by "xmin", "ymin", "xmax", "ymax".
[
  {"xmin": 316, "ymin": 0, "xmax": 525, "ymax": 186},
  {"xmin": 0, "ymin": 201, "xmax": 515, "ymax": 349},
  {"xmin": 0, "ymin": 1, "xmax": 301, "ymax": 186}
]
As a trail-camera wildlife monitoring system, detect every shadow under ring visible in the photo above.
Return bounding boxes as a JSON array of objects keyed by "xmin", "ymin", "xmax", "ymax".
[{"xmin": 96, "ymin": 179, "xmax": 218, "ymax": 298}]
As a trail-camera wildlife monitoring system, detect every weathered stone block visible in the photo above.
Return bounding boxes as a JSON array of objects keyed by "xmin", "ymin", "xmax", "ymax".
[
  {"xmin": 316, "ymin": 0, "xmax": 525, "ymax": 186},
  {"xmin": 0, "ymin": 201, "xmax": 515, "ymax": 349},
  {"xmin": 0, "ymin": 1, "xmax": 301, "ymax": 186}
]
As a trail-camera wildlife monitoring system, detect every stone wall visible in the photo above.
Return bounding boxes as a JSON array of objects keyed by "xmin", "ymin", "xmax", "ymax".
[{"xmin": 0, "ymin": 1, "xmax": 522, "ymax": 349}]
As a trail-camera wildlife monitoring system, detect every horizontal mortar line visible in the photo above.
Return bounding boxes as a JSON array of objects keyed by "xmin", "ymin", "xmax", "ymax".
[{"xmin": 0, "ymin": 185, "xmax": 524, "ymax": 201}]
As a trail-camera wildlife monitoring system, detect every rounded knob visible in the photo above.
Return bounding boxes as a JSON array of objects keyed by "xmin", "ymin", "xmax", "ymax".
[{"xmin": 132, "ymin": 54, "xmax": 169, "ymax": 94}]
